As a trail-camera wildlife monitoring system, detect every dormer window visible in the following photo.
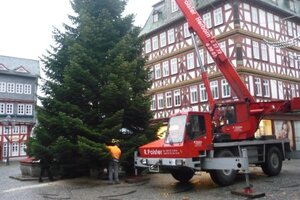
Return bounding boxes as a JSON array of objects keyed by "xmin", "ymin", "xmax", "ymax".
[
  {"xmin": 153, "ymin": 10, "xmax": 160, "ymax": 23},
  {"xmin": 171, "ymin": 0, "xmax": 178, "ymax": 13},
  {"xmin": 289, "ymin": 0, "xmax": 296, "ymax": 12}
]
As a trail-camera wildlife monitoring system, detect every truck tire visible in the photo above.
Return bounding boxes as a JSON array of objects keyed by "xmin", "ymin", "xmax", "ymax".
[
  {"xmin": 261, "ymin": 146, "xmax": 282, "ymax": 176},
  {"xmin": 209, "ymin": 149, "xmax": 237, "ymax": 186},
  {"xmin": 170, "ymin": 167, "xmax": 194, "ymax": 183}
]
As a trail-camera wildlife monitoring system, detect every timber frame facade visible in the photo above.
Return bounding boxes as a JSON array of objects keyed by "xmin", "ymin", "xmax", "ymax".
[
  {"xmin": 0, "ymin": 55, "xmax": 39, "ymax": 161},
  {"xmin": 140, "ymin": 0, "xmax": 300, "ymax": 156}
]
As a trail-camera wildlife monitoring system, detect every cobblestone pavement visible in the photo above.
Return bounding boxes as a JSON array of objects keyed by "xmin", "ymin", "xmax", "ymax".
[{"xmin": 0, "ymin": 159, "xmax": 300, "ymax": 200}]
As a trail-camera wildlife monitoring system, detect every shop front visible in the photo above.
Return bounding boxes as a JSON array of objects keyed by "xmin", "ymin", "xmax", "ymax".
[{"xmin": 255, "ymin": 114, "xmax": 300, "ymax": 158}]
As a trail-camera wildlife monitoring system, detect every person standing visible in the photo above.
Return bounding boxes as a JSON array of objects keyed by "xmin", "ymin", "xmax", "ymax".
[
  {"xmin": 106, "ymin": 141, "xmax": 121, "ymax": 184},
  {"xmin": 38, "ymin": 156, "xmax": 54, "ymax": 183}
]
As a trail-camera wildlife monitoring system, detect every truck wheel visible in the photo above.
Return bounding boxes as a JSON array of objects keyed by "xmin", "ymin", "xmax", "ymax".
[
  {"xmin": 170, "ymin": 167, "xmax": 194, "ymax": 183},
  {"xmin": 261, "ymin": 146, "xmax": 282, "ymax": 176},
  {"xmin": 209, "ymin": 149, "xmax": 237, "ymax": 186}
]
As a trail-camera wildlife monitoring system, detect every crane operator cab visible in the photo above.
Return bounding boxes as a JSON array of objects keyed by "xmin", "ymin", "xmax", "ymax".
[{"xmin": 164, "ymin": 112, "xmax": 214, "ymax": 154}]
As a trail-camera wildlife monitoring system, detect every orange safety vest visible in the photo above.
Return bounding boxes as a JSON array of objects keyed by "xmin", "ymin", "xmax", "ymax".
[{"xmin": 107, "ymin": 145, "xmax": 121, "ymax": 160}]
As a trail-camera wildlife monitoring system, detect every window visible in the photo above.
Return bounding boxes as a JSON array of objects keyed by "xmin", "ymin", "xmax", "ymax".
[
  {"xmin": 171, "ymin": 58, "xmax": 178, "ymax": 75},
  {"xmin": 145, "ymin": 39, "xmax": 151, "ymax": 53},
  {"xmin": 213, "ymin": 8, "xmax": 223, "ymax": 26},
  {"xmin": 16, "ymin": 84, "xmax": 23, "ymax": 94},
  {"xmin": 267, "ymin": 13, "xmax": 274, "ymax": 30},
  {"xmin": 21, "ymin": 125, "xmax": 27, "ymax": 134},
  {"xmin": 160, "ymin": 32, "xmax": 167, "ymax": 47},
  {"xmin": 25, "ymin": 104, "xmax": 33, "ymax": 115},
  {"xmin": 291, "ymin": 84, "xmax": 296, "ymax": 97},
  {"xmin": 289, "ymin": 0, "xmax": 296, "ymax": 12},
  {"xmin": 0, "ymin": 82, "xmax": 6, "ymax": 92},
  {"xmin": 157, "ymin": 94, "xmax": 164, "ymax": 109},
  {"xmin": 221, "ymin": 79, "xmax": 230, "ymax": 97},
  {"xmin": 20, "ymin": 143, "xmax": 26, "ymax": 156},
  {"xmin": 165, "ymin": 92, "xmax": 172, "ymax": 108},
  {"xmin": 187, "ymin": 53, "xmax": 194, "ymax": 70},
  {"xmin": 153, "ymin": 12, "xmax": 159, "ymax": 23},
  {"xmin": 183, "ymin": 23, "xmax": 191, "ymax": 38},
  {"xmin": 261, "ymin": 43, "xmax": 268, "ymax": 61},
  {"xmin": 200, "ymin": 84, "xmax": 208, "ymax": 102},
  {"xmin": 207, "ymin": 52, "xmax": 213, "ymax": 64},
  {"xmin": 4, "ymin": 126, "xmax": 10, "ymax": 135},
  {"xmin": 188, "ymin": 115, "xmax": 206, "ymax": 139},
  {"xmin": 254, "ymin": 78, "xmax": 262, "ymax": 96},
  {"xmin": 155, "ymin": 64, "xmax": 161, "ymax": 79},
  {"xmin": 12, "ymin": 142, "xmax": 18, "ymax": 156},
  {"xmin": 174, "ymin": 90, "xmax": 181, "ymax": 106},
  {"xmin": 287, "ymin": 22, "xmax": 293, "ymax": 36},
  {"xmin": 151, "ymin": 96, "xmax": 156, "ymax": 110},
  {"xmin": 149, "ymin": 68, "xmax": 154, "ymax": 80},
  {"xmin": 13, "ymin": 126, "xmax": 19, "ymax": 134},
  {"xmin": 24, "ymin": 84, "xmax": 31, "ymax": 94},
  {"xmin": 263, "ymin": 80, "xmax": 270, "ymax": 97},
  {"xmin": 253, "ymin": 41, "xmax": 260, "ymax": 59},
  {"xmin": 171, "ymin": 0, "xmax": 178, "ymax": 13},
  {"xmin": 6, "ymin": 104, "xmax": 13, "ymax": 114},
  {"xmin": 259, "ymin": 9, "xmax": 266, "ymax": 28},
  {"xmin": 210, "ymin": 81, "xmax": 219, "ymax": 99},
  {"xmin": 197, "ymin": 49, "xmax": 204, "ymax": 67},
  {"xmin": 167, "ymin": 28, "xmax": 175, "ymax": 44},
  {"xmin": 203, "ymin": 12, "xmax": 212, "ymax": 28},
  {"xmin": 163, "ymin": 61, "xmax": 169, "ymax": 77},
  {"xmin": 3, "ymin": 143, "xmax": 8, "ymax": 157},
  {"xmin": 152, "ymin": 36, "xmax": 159, "ymax": 50},
  {"xmin": 190, "ymin": 86, "xmax": 198, "ymax": 103},
  {"xmin": 251, "ymin": 7, "xmax": 258, "ymax": 24},
  {"xmin": 7, "ymin": 83, "xmax": 15, "ymax": 93},
  {"xmin": 219, "ymin": 41, "xmax": 227, "ymax": 56},
  {"xmin": 18, "ymin": 104, "xmax": 25, "ymax": 115},
  {"xmin": 0, "ymin": 103, "xmax": 4, "ymax": 114}
]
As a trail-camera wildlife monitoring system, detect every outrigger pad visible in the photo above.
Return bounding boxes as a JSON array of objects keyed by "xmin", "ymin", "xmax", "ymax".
[{"xmin": 231, "ymin": 187, "xmax": 265, "ymax": 199}]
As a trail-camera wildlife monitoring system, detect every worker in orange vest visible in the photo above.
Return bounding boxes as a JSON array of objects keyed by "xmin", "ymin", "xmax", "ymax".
[{"xmin": 106, "ymin": 140, "xmax": 122, "ymax": 184}]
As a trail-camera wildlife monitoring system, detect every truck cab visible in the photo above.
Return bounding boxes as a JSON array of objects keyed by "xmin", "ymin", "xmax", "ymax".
[{"xmin": 139, "ymin": 112, "xmax": 213, "ymax": 160}]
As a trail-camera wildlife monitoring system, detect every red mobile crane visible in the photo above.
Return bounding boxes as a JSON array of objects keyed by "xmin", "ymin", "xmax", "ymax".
[{"xmin": 135, "ymin": 0, "xmax": 300, "ymax": 186}]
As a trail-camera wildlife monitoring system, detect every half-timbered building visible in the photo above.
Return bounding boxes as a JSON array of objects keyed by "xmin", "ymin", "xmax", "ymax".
[
  {"xmin": 0, "ymin": 55, "xmax": 39, "ymax": 161},
  {"xmin": 140, "ymin": 0, "xmax": 300, "ymax": 157}
]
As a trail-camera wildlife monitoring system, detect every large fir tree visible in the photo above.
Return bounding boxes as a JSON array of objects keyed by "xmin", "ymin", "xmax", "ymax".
[{"xmin": 28, "ymin": 0, "xmax": 156, "ymax": 175}]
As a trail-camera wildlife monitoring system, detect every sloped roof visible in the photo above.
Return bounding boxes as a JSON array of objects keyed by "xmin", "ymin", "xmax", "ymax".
[
  {"xmin": 139, "ymin": 0, "xmax": 300, "ymax": 37},
  {"xmin": 0, "ymin": 55, "xmax": 40, "ymax": 77},
  {"xmin": 139, "ymin": 0, "xmax": 216, "ymax": 37}
]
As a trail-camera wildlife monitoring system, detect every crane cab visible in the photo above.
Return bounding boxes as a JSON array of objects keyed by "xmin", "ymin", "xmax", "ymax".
[{"xmin": 139, "ymin": 111, "xmax": 213, "ymax": 159}]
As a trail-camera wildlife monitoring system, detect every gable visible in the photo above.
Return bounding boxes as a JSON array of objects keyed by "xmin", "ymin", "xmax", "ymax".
[
  {"xmin": 0, "ymin": 63, "xmax": 9, "ymax": 71},
  {"xmin": 15, "ymin": 66, "xmax": 30, "ymax": 73}
]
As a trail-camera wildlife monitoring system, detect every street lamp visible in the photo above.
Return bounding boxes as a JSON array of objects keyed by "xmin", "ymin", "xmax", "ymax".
[{"xmin": 3, "ymin": 115, "xmax": 15, "ymax": 166}]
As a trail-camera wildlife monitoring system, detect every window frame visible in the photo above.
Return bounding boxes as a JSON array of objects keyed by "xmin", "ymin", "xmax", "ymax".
[
  {"xmin": 170, "ymin": 58, "xmax": 178, "ymax": 75},
  {"xmin": 162, "ymin": 61, "xmax": 169, "ymax": 77},
  {"xmin": 210, "ymin": 80, "xmax": 219, "ymax": 99},
  {"xmin": 221, "ymin": 79, "xmax": 231, "ymax": 98},
  {"xmin": 190, "ymin": 86, "xmax": 198, "ymax": 103},
  {"xmin": 213, "ymin": 8, "xmax": 223, "ymax": 26},
  {"xmin": 187, "ymin": 52, "xmax": 195, "ymax": 70},
  {"xmin": 167, "ymin": 28, "xmax": 175, "ymax": 44},
  {"xmin": 165, "ymin": 92, "xmax": 172, "ymax": 108},
  {"xmin": 199, "ymin": 84, "xmax": 208, "ymax": 102},
  {"xmin": 154, "ymin": 64, "xmax": 161, "ymax": 79},
  {"xmin": 254, "ymin": 78, "xmax": 262, "ymax": 96},
  {"xmin": 160, "ymin": 32, "xmax": 167, "ymax": 47},
  {"xmin": 174, "ymin": 90, "xmax": 181, "ymax": 106}
]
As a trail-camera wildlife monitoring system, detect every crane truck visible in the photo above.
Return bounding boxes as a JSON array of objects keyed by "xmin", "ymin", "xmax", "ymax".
[{"xmin": 134, "ymin": 0, "xmax": 300, "ymax": 186}]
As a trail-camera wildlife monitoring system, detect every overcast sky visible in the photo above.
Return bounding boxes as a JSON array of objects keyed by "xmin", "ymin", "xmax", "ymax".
[{"xmin": 0, "ymin": 0, "xmax": 158, "ymax": 60}]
